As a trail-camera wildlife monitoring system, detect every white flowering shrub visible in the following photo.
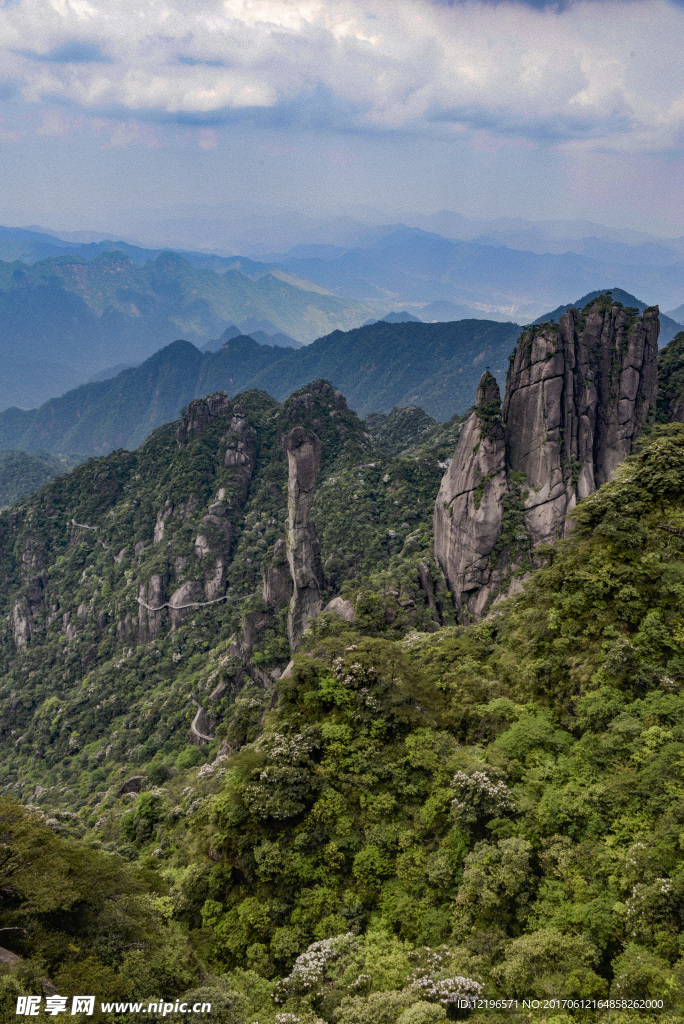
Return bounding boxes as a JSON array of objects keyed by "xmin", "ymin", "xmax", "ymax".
[
  {"xmin": 347, "ymin": 973, "xmax": 372, "ymax": 993},
  {"xmin": 451, "ymin": 768, "xmax": 512, "ymax": 822},
  {"xmin": 241, "ymin": 728, "xmax": 321, "ymax": 820},
  {"xmin": 405, "ymin": 947, "xmax": 482, "ymax": 1007},
  {"xmin": 625, "ymin": 877, "xmax": 676, "ymax": 939},
  {"xmin": 197, "ymin": 755, "xmax": 228, "ymax": 780},
  {"xmin": 408, "ymin": 976, "xmax": 482, "ymax": 1006},
  {"xmin": 274, "ymin": 933, "xmax": 358, "ymax": 1003}
]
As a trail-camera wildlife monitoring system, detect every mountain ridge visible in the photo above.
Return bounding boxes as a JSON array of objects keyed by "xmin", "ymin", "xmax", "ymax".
[
  {"xmin": 0, "ymin": 319, "xmax": 522, "ymax": 457},
  {"xmin": 0, "ymin": 249, "xmax": 375, "ymax": 409},
  {"xmin": 269, "ymin": 225, "xmax": 684, "ymax": 320},
  {"xmin": 535, "ymin": 287, "xmax": 682, "ymax": 345}
]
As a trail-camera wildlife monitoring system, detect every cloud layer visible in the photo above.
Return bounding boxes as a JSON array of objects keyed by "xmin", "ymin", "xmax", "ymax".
[{"xmin": 0, "ymin": 0, "xmax": 684, "ymax": 153}]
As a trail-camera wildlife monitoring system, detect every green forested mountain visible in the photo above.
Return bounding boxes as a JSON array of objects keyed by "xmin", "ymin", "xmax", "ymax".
[
  {"xmin": 247, "ymin": 318, "xmax": 520, "ymax": 419},
  {"xmin": 0, "ymin": 251, "xmax": 373, "ymax": 410},
  {"xmin": 0, "ymin": 449, "xmax": 71, "ymax": 508},
  {"xmin": 0, "ymin": 374, "xmax": 681, "ymax": 1019},
  {"xmin": 0, "ymin": 319, "xmax": 520, "ymax": 458},
  {"xmin": 1, "ymin": 321, "xmax": 684, "ymax": 1019},
  {"xmin": 658, "ymin": 330, "xmax": 684, "ymax": 423},
  {"xmin": 0, "ymin": 340, "xmax": 208, "ymax": 457}
]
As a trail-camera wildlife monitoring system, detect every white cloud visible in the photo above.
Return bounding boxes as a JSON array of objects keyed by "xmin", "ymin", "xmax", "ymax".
[{"xmin": 1, "ymin": 0, "xmax": 684, "ymax": 152}]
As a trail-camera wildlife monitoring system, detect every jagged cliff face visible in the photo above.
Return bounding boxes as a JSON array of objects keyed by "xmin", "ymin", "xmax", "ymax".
[
  {"xmin": 433, "ymin": 373, "xmax": 508, "ymax": 619},
  {"xmin": 504, "ymin": 300, "xmax": 659, "ymax": 546},
  {"xmin": 435, "ymin": 298, "xmax": 660, "ymax": 617},
  {"xmin": 0, "ymin": 371, "xmax": 456, "ymax": 810}
]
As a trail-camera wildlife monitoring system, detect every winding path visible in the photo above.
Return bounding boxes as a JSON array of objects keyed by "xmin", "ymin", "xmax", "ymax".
[{"xmin": 190, "ymin": 699, "xmax": 215, "ymax": 743}]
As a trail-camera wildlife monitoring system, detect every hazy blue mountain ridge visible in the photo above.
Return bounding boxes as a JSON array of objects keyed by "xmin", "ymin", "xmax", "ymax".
[
  {"xmin": 0, "ymin": 250, "xmax": 374, "ymax": 409},
  {"xmin": 270, "ymin": 225, "xmax": 684, "ymax": 319},
  {"xmin": 0, "ymin": 319, "xmax": 521, "ymax": 457},
  {"xmin": 666, "ymin": 303, "xmax": 684, "ymax": 323}
]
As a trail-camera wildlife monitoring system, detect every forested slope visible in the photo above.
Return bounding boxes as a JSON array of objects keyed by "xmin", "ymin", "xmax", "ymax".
[{"xmin": 0, "ymin": 334, "xmax": 683, "ymax": 1020}]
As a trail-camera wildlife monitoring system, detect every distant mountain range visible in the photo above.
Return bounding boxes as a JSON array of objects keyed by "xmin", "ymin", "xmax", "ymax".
[
  {"xmin": 535, "ymin": 288, "xmax": 683, "ymax": 345},
  {"xmin": 0, "ymin": 448, "xmax": 73, "ymax": 508},
  {"xmin": 0, "ymin": 249, "xmax": 373, "ymax": 410},
  {"xmin": 4, "ymin": 221, "xmax": 683, "ymax": 329},
  {"xmin": 2, "ymin": 221, "xmax": 682, "ymax": 416},
  {"xmin": 263, "ymin": 226, "xmax": 684, "ymax": 321},
  {"xmin": 202, "ymin": 321, "xmax": 302, "ymax": 351},
  {"xmin": 0, "ymin": 223, "xmax": 271, "ymax": 274},
  {"xmin": 0, "ymin": 318, "xmax": 521, "ymax": 457}
]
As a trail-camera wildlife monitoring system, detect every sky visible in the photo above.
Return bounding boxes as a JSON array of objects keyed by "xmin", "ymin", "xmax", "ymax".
[{"xmin": 1, "ymin": 0, "xmax": 684, "ymax": 247}]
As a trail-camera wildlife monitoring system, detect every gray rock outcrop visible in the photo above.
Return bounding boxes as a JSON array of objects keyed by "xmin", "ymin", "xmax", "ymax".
[
  {"xmin": 323, "ymin": 596, "xmax": 355, "ymax": 622},
  {"xmin": 138, "ymin": 574, "xmax": 164, "ymax": 640},
  {"xmin": 503, "ymin": 299, "xmax": 658, "ymax": 547},
  {"xmin": 168, "ymin": 581, "xmax": 204, "ymax": 630},
  {"xmin": 434, "ymin": 372, "xmax": 508, "ymax": 618},
  {"xmin": 177, "ymin": 391, "xmax": 231, "ymax": 443},
  {"xmin": 435, "ymin": 298, "xmax": 659, "ymax": 619},
  {"xmin": 12, "ymin": 598, "xmax": 32, "ymax": 648},
  {"xmin": 282, "ymin": 426, "xmax": 323, "ymax": 650},
  {"xmin": 223, "ymin": 403, "xmax": 257, "ymax": 496},
  {"xmin": 262, "ymin": 538, "xmax": 293, "ymax": 610}
]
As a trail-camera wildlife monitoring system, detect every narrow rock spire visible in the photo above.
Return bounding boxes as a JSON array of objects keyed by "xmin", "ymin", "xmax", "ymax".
[{"xmin": 282, "ymin": 426, "xmax": 323, "ymax": 650}]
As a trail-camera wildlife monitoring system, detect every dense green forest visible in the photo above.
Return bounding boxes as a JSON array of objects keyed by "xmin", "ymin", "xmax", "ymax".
[
  {"xmin": 1, "ymin": 326, "xmax": 684, "ymax": 1021},
  {"xmin": 0, "ymin": 450, "xmax": 71, "ymax": 508}
]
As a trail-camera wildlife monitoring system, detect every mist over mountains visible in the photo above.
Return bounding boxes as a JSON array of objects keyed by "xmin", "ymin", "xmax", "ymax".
[
  {"xmin": 264, "ymin": 225, "xmax": 684, "ymax": 321},
  {"xmin": 0, "ymin": 246, "xmax": 373, "ymax": 409}
]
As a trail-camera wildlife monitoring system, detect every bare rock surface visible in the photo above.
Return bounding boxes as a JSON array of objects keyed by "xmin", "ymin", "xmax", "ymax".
[
  {"xmin": 138, "ymin": 574, "xmax": 164, "ymax": 640},
  {"xmin": 118, "ymin": 775, "xmax": 143, "ymax": 795},
  {"xmin": 324, "ymin": 596, "xmax": 355, "ymax": 622},
  {"xmin": 434, "ymin": 372, "xmax": 508, "ymax": 618},
  {"xmin": 168, "ymin": 580, "xmax": 203, "ymax": 630},
  {"xmin": 262, "ymin": 538, "xmax": 294, "ymax": 610},
  {"xmin": 177, "ymin": 391, "xmax": 231, "ymax": 443},
  {"xmin": 282, "ymin": 426, "xmax": 323, "ymax": 649},
  {"xmin": 504, "ymin": 301, "xmax": 659, "ymax": 546},
  {"xmin": 435, "ymin": 298, "xmax": 659, "ymax": 618}
]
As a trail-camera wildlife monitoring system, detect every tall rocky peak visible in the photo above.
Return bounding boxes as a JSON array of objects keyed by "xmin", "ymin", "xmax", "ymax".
[
  {"xmin": 282, "ymin": 426, "xmax": 323, "ymax": 651},
  {"xmin": 282, "ymin": 378, "xmax": 371, "ymax": 468},
  {"xmin": 435, "ymin": 298, "xmax": 659, "ymax": 619}
]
